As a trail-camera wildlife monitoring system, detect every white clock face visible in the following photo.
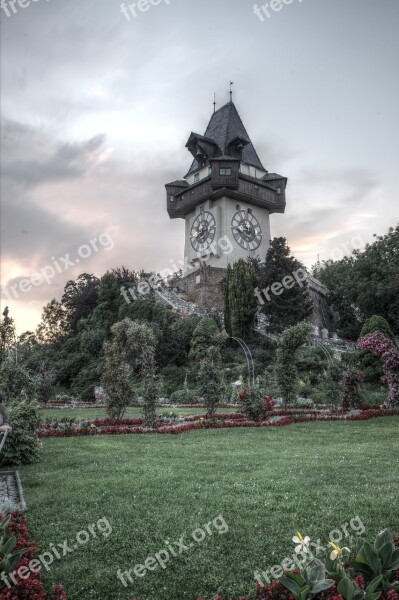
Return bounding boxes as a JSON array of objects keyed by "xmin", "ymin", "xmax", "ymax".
[
  {"xmin": 190, "ymin": 211, "xmax": 216, "ymax": 253},
  {"xmin": 231, "ymin": 210, "xmax": 262, "ymax": 251}
]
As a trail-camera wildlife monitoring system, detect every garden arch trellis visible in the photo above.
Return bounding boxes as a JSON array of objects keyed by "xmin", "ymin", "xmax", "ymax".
[{"xmin": 227, "ymin": 337, "xmax": 255, "ymax": 388}]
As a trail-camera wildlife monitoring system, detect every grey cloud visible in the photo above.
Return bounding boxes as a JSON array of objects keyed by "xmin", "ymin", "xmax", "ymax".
[{"xmin": 2, "ymin": 123, "xmax": 106, "ymax": 187}]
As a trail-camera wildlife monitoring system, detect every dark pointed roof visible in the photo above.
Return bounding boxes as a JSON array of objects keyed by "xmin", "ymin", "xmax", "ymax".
[{"xmin": 186, "ymin": 101, "xmax": 265, "ymax": 175}]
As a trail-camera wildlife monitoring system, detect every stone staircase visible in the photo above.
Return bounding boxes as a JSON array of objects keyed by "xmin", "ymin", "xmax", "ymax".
[
  {"xmin": 155, "ymin": 288, "xmax": 208, "ymax": 317},
  {"xmin": 154, "ymin": 287, "xmax": 356, "ymax": 353}
]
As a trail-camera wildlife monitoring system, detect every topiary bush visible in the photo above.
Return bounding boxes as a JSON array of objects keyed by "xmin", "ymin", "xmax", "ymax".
[
  {"xmin": 189, "ymin": 317, "xmax": 220, "ymax": 361},
  {"xmin": 358, "ymin": 315, "xmax": 395, "ymax": 384},
  {"xmin": 359, "ymin": 330, "xmax": 399, "ymax": 406},
  {"xmin": 339, "ymin": 367, "xmax": 364, "ymax": 409},
  {"xmin": 0, "ymin": 400, "xmax": 41, "ymax": 466},
  {"xmin": 275, "ymin": 321, "xmax": 314, "ymax": 408},
  {"xmin": 320, "ymin": 358, "xmax": 343, "ymax": 412},
  {"xmin": 360, "ymin": 314, "xmax": 395, "ymax": 340},
  {"xmin": 197, "ymin": 359, "xmax": 225, "ymax": 416}
]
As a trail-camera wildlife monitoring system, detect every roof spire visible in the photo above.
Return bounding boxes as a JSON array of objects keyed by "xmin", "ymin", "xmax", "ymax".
[
  {"xmin": 229, "ymin": 81, "xmax": 234, "ymax": 102},
  {"xmin": 213, "ymin": 92, "xmax": 216, "ymax": 114}
]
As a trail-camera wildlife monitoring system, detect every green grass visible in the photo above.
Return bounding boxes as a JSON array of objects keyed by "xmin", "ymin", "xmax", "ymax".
[
  {"xmin": 19, "ymin": 417, "xmax": 399, "ymax": 600},
  {"xmin": 39, "ymin": 407, "xmax": 234, "ymax": 420}
]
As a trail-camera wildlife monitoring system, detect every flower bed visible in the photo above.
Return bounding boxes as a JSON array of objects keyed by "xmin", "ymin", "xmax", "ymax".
[
  {"xmin": 42, "ymin": 402, "xmax": 239, "ymax": 410},
  {"xmin": 38, "ymin": 409, "xmax": 398, "ymax": 438},
  {"xmin": 194, "ymin": 531, "xmax": 399, "ymax": 600},
  {"xmin": 0, "ymin": 512, "xmax": 67, "ymax": 600}
]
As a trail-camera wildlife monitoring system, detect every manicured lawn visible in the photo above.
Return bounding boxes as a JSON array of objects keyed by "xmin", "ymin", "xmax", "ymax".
[
  {"xmin": 39, "ymin": 406, "xmax": 234, "ymax": 420},
  {"xmin": 20, "ymin": 417, "xmax": 399, "ymax": 600}
]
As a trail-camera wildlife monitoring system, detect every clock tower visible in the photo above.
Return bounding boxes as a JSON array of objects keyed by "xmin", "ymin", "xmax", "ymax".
[{"xmin": 165, "ymin": 100, "xmax": 287, "ymax": 308}]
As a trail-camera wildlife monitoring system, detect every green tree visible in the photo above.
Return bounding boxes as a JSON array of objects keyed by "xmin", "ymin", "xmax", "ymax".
[
  {"xmin": 36, "ymin": 299, "xmax": 67, "ymax": 345},
  {"xmin": 224, "ymin": 260, "xmax": 258, "ymax": 340},
  {"xmin": 275, "ymin": 321, "xmax": 313, "ymax": 408},
  {"xmin": 0, "ymin": 307, "xmax": 17, "ymax": 363},
  {"xmin": 102, "ymin": 319, "xmax": 159, "ymax": 427},
  {"xmin": 316, "ymin": 224, "xmax": 399, "ymax": 337},
  {"xmin": 124, "ymin": 320, "xmax": 159, "ymax": 428},
  {"xmin": 252, "ymin": 238, "xmax": 313, "ymax": 334},
  {"xmin": 62, "ymin": 273, "xmax": 100, "ymax": 334}
]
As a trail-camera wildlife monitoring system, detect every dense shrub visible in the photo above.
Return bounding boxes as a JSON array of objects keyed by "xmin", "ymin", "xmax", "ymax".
[
  {"xmin": 238, "ymin": 388, "xmax": 274, "ymax": 422},
  {"xmin": 0, "ymin": 401, "xmax": 41, "ymax": 466},
  {"xmin": 34, "ymin": 363, "xmax": 57, "ymax": 403},
  {"xmin": 0, "ymin": 358, "xmax": 38, "ymax": 401},
  {"xmin": 169, "ymin": 388, "xmax": 200, "ymax": 404},
  {"xmin": 159, "ymin": 365, "xmax": 187, "ymax": 397}
]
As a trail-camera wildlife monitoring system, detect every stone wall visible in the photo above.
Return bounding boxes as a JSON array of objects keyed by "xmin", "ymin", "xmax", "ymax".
[
  {"xmin": 177, "ymin": 264, "xmax": 226, "ymax": 311},
  {"xmin": 176, "ymin": 265, "xmax": 337, "ymax": 335}
]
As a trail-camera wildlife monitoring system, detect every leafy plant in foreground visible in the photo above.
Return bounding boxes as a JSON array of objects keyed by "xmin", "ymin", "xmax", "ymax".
[{"xmin": 0, "ymin": 514, "xmax": 29, "ymax": 588}]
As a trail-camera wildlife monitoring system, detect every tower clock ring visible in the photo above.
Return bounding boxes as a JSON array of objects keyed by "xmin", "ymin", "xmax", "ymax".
[
  {"xmin": 231, "ymin": 209, "xmax": 262, "ymax": 251},
  {"xmin": 190, "ymin": 211, "xmax": 216, "ymax": 253}
]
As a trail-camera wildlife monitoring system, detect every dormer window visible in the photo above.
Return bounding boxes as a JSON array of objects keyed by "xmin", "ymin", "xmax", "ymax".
[
  {"xmin": 194, "ymin": 173, "xmax": 200, "ymax": 183},
  {"xmin": 219, "ymin": 168, "xmax": 232, "ymax": 176}
]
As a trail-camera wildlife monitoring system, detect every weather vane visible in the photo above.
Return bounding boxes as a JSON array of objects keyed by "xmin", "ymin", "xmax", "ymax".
[{"xmin": 230, "ymin": 81, "xmax": 234, "ymax": 101}]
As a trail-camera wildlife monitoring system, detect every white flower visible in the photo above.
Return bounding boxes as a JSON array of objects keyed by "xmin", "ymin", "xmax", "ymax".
[
  {"xmin": 328, "ymin": 541, "xmax": 350, "ymax": 561},
  {"xmin": 292, "ymin": 531, "xmax": 310, "ymax": 554}
]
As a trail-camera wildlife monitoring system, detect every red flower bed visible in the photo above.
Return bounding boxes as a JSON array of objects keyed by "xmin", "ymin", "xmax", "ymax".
[
  {"xmin": 0, "ymin": 512, "xmax": 67, "ymax": 600},
  {"xmin": 38, "ymin": 409, "xmax": 398, "ymax": 438}
]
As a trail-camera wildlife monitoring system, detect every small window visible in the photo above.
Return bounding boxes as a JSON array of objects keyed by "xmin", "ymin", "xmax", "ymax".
[
  {"xmin": 277, "ymin": 187, "xmax": 282, "ymax": 195},
  {"xmin": 194, "ymin": 172, "xmax": 200, "ymax": 182},
  {"xmin": 208, "ymin": 167, "xmax": 212, "ymax": 175},
  {"xmin": 219, "ymin": 167, "xmax": 232, "ymax": 176}
]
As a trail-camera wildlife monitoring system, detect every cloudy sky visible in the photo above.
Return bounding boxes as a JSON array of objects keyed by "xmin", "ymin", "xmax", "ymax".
[{"xmin": 1, "ymin": 0, "xmax": 398, "ymax": 333}]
